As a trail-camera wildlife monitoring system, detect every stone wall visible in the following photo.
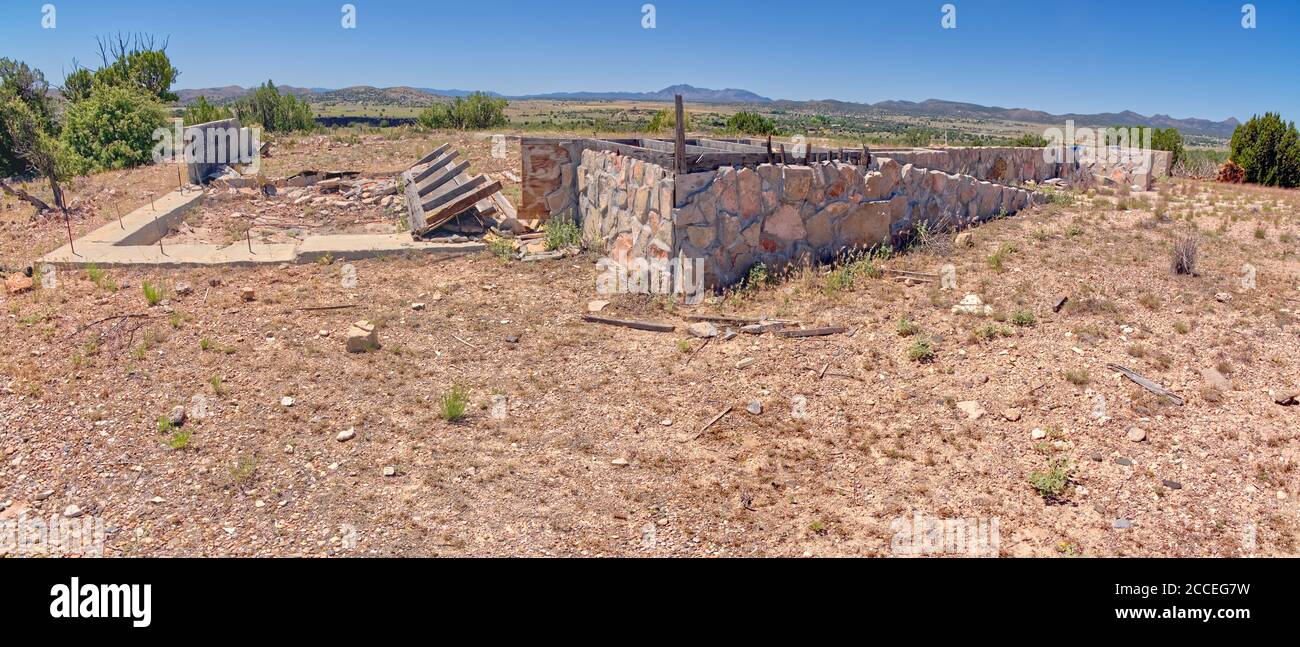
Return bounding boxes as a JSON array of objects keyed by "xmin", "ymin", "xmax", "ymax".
[
  {"xmin": 553, "ymin": 141, "xmax": 1166, "ymax": 291},
  {"xmin": 576, "ymin": 149, "xmax": 676, "ymax": 265},
  {"xmin": 670, "ymin": 157, "xmax": 1044, "ymax": 287},
  {"xmin": 520, "ymin": 138, "xmax": 578, "ymax": 221},
  {"xmin": 883, "ymin": 146, "xmax": 1171, "ymax": 190}
]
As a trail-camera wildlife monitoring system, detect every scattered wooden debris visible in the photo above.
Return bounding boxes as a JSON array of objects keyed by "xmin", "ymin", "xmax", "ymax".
[
  {"xmin": 1275, "ymin": 389, "xmax": 1299, "ymax": 406},
  {"xmin": 680, "ymin": 406, "xmax": 732, "ymax": 442},
  {"xmin": 683, "ymin": 314, "xmax": 798, "ymax": 326},
  {"xmin": 1107, "ymin": 363, "xmax": 1184, "ymax": 406},
  {"xmin": 581, "ymin": 314, "xmax": 675, "ymax": 333},
  {"xmin": 884, "ymin": 268, "xmax": 937, "ymax": 283},
  {"xmin": 777, "ymin": 326, "xmax": 848, "ymax": 338},
  {"xmin": 402, "ymin": 147, "xmax": 516, "ymax": 240}
]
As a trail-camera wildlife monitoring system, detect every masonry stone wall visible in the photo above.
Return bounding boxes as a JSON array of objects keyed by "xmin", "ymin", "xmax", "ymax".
[
  {"xmin": 671, "ymin": 157, "xmax": 1044, "ymax": 286},
  {"xmin": 883, "ymin": 146, "xmax": 1171, "ymax": 190},
  {"xmin": 563, "ymin": 142, "xmax": 1168, "ymax": 291},
  {"xmin": 521, "ymin": 138, "xmax": 578, "ymax": 221},
  {"xmin": 576, "ymin": 149, "xmax": 676, "ymax": 265}
]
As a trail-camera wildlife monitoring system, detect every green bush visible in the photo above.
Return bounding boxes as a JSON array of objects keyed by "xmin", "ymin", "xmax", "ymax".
[
  {"xmin": 440, "ymin": 385, "xmax": 468, "ymax": 422},
  {"xmin": 1011, "ymin": 132, "xmax": 1049, "ymax": 147},
  {"xmin": 60, "ymin": 85, "xmax": 166, "ymax": 171},
  {"xmin": 647, "ymin": 107, "xmax": 690, "ymax": 134},
  {"xmin": 417, "ymin": 92, "xmax": 508, "ymax": 130},
  {"xmin": 725, "ymin": 111, "xmax": 777, "ymax": 135},
  {"xmin": 183, "ymin": 96, "xmax": 233, "ymax": 126},
  {"xmin": 1229, "ymin": 112, "xmax": 1300, "ymax": 187},
  {"xmin": 1150, "ymin": 127, "xmax": 1185, "ymax": 168},
  {"xmin": 233, "ymin": 80, "xmax": 314, "ymax": 133}
]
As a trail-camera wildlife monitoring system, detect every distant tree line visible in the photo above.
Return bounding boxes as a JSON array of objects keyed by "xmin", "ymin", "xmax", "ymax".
[{"xmin": 417, "ymin": 92, "xmax": 508, "ymax": 130}]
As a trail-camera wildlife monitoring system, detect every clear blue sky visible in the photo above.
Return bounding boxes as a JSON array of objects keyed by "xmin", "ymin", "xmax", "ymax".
[{"xmin": 2, "ymin": 0, "xmax": 1296, "ymax": 121}]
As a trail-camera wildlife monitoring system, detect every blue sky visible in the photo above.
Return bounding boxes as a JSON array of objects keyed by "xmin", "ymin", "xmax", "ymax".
[{"xmin": 2, "ymin": 0, "xmax": 1296, "ymax": 121}]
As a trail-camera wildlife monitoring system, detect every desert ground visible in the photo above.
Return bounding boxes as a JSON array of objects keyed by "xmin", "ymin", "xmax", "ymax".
[{"xmin": 2, "ymin": 129, "xmax": 1298, "ymax": 557}]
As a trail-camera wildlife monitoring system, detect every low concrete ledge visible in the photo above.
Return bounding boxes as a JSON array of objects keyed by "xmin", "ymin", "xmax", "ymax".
[{"xmin": 37, "ymin": 188, "xmax": 484, "ymax": 269}]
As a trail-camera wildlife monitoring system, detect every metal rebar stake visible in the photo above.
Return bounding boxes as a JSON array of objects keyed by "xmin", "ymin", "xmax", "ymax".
[
  {"xmin": 64, "ymin": 208, "xmax": 79, "ymax": 257},
  {"xmin": 155, "ymin": 214, "xmax": 166, "ymax": 256}
]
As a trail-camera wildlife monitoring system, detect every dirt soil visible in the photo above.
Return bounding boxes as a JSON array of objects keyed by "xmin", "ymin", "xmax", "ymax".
[{"xmin": 2, "ymin": 135, "xmax": 1299, "ymax": 557}]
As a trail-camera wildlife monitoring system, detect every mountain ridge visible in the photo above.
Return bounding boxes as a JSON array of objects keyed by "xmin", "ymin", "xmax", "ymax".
[{"xmin": 175, "ymin": 85, "xmax": 1238, "ymax": 137}]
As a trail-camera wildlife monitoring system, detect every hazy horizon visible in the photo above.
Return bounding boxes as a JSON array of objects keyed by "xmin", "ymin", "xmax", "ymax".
[{"xmin": 4, "ymin": 0, "xmax": 1298, "ymax": 122}]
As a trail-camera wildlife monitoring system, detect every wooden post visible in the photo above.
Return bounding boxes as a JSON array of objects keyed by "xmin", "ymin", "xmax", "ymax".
[
  {"xmin": 766, "ymin": 135, "xmax": 773, "ymax": 164},
  {"xmin": 673, "ymin": 94, "xmax": 686, "ymax": 174},
  {"xmin": 64, "ymin": 208, "xmax": 77, "ymax": 256}
]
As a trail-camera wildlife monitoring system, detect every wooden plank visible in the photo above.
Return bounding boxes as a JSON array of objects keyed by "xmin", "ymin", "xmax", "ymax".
[
  {"xmin": 777, "ymin": 326, "xmax": 848, "ymax": 338},
  {"xmin": 401, "ymin": 170, "xmax": 425, "ymax": 232},
  {"xmin": 581, "ymin": 314, "xmax": 675, "ymax": 333},
  {"xmin": 416, "ymin": 160, "xmax": 471, "ymax": 197},
  {"xmin": 412, "ymin": 150, "xmax": 460, "ymax": 183},
  {"xmin": 421, "ymin": 175, "xmax": 486, "ymax": 213},
  {"xmin": 412, "ymin": 143, "xmax": 451, "ymax": 167},
  {"xmin": 1107, "ymin": 363, "xmax": 1184, "ymax": 406},
  {"xmin": 578, "ymin": 138, "xmax": 675, "ymax": 169},
  {"xmin": 674, "ymin": 95, "xmax": 686, "ymax": 174},
  {"xmin": 415, "ymin": 180, "xmax": 503, "ymax": 237}
]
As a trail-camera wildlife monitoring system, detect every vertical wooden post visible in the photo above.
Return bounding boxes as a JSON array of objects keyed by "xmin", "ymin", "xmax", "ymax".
[
  {"xmin": 64, "ymin": 208, "xmax": 77, "ymax": 256},
  {"xmin": 673, "ymin": 94, "xmax": 686, "ymax": 174}
]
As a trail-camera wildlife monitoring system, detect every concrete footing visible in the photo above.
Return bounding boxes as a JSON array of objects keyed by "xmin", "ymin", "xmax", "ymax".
[{"xmin": 37, "ymin": 188, "xmax": 483, "ymax": 269}]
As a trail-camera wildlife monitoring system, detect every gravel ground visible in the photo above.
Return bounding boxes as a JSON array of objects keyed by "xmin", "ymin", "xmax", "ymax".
[{"xmin": 2, "ymin": 139, "xmax": 1298, "ymax": 557}]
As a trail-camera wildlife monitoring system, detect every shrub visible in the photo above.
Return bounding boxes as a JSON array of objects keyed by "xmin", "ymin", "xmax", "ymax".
[
  {"xmin": 1229, "ymin": 112, "xmax": 1300, "ymax": 188},
  {"xmin": 1064, "ymin": 369, "xmax": 1090, "ymax": 385},
  {"xmin": 908, "ymin": 337, "xmax": 935, "ymax": 362},
  {"xmin": 183, "ymin": 96, "xmax": 232, "ymax": 126},
  {"xmin": 141, "ymin": 280, "xmax": 162, "ymax": 306},
  {"xmin": 544, "ymin": 214, "xmax": 581, "ymax": 250},
  {"xmin": 647, "ymin": 108, "xmax": 690, "ymax": 134},
  {"xmin": 1150, "ymin": 127, "xmax": 1185, "ymax": 168},
  {"xmin": 166, "ymin": 426, "xmax": 191, "ymax": 450},
  {"xmin": 725, "ymin": 111, "xmax": 777, "ymax": 135},
  {"xmin": 1011, "ymin": 132, "xmax": 1049, "ymax": 147},
  {"xmin": 232, "ymin": 80, "xmax": 314, "ymax": 133},
  {"xmin": 80, "ymin": 37, "xmax": 179, "ymax": 103},
  {"xmin": 896, "ymin": 317, "xmax": 921, "ymax": 337},
  {"xmin": 1170, "ymin": 235, "xmax": 1199, "ymax": 276},
  {"xmin": 440, "ymin": 385, "xmax": 468, "ymax": 422},
  {"xmin": 61, "ymin": 85, "xmax": 166, "ymax": 171},
  {"xmin": 488, "ymin": 236, "xmax": 514, "ymax": 261},
  {"xmin": 417, "ymin": 92, "xmax": 508, "ymax": 130},
  {"xmin": 1011, "ymin": 310, "xmax": 1036, "ymax": 327},
  {"xmin": 1028, "ymin": 459, "xmax": 1072, "ymax": 497},
  {"xmin": 744, "ymin": 262, "xmax": 770, "ymax": 290}
]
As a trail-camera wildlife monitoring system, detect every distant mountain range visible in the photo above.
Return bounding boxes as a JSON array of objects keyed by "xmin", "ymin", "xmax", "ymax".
[
  {"xmin": 797, "ymin": 98, "xmax": 1240, "ymax": 138},
  {"xmin": 175, "ymin": 84, "xmax": 1238, "ymax": 137}
]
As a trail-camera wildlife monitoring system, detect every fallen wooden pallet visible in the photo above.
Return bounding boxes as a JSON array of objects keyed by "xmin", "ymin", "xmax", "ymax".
[{"xmin": 402, "ymin": 145, "xmax": 516, "ymax": 238}]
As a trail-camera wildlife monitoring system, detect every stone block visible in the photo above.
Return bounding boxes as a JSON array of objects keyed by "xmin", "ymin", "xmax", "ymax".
[
  {"xmin": 764, "ymin": 204, "xmax": 806, "ymax": 242},
  {"xmin": 781, "ymin": 166, "xmax": 814, "ymax": 203},
  {"xmin": 840, "ymin": 200, "xmax": 892, "ymax": 246},
  {"xmin": 346, "ymin": 321, "xmax": 379, "ymax": 353}
]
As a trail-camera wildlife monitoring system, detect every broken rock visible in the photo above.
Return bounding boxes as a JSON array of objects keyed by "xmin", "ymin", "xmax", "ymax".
[
  {"xmin": 346, "ymin": 321, "xmax": 379, "ymax": 353},
  {"xmin": 951, "ymin": 294, "xmax": 992, "ymax": 316},
  {"xmin": 4, "ymin": 274, "xmax": 34, "ymax": 295},
  {"xmin": 956, "ymin": 400, "xmax": 986, "ymax": 420},
  {"xmin": 687, "ymin": 322, "xmax": 719, "ymax": 338}
]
